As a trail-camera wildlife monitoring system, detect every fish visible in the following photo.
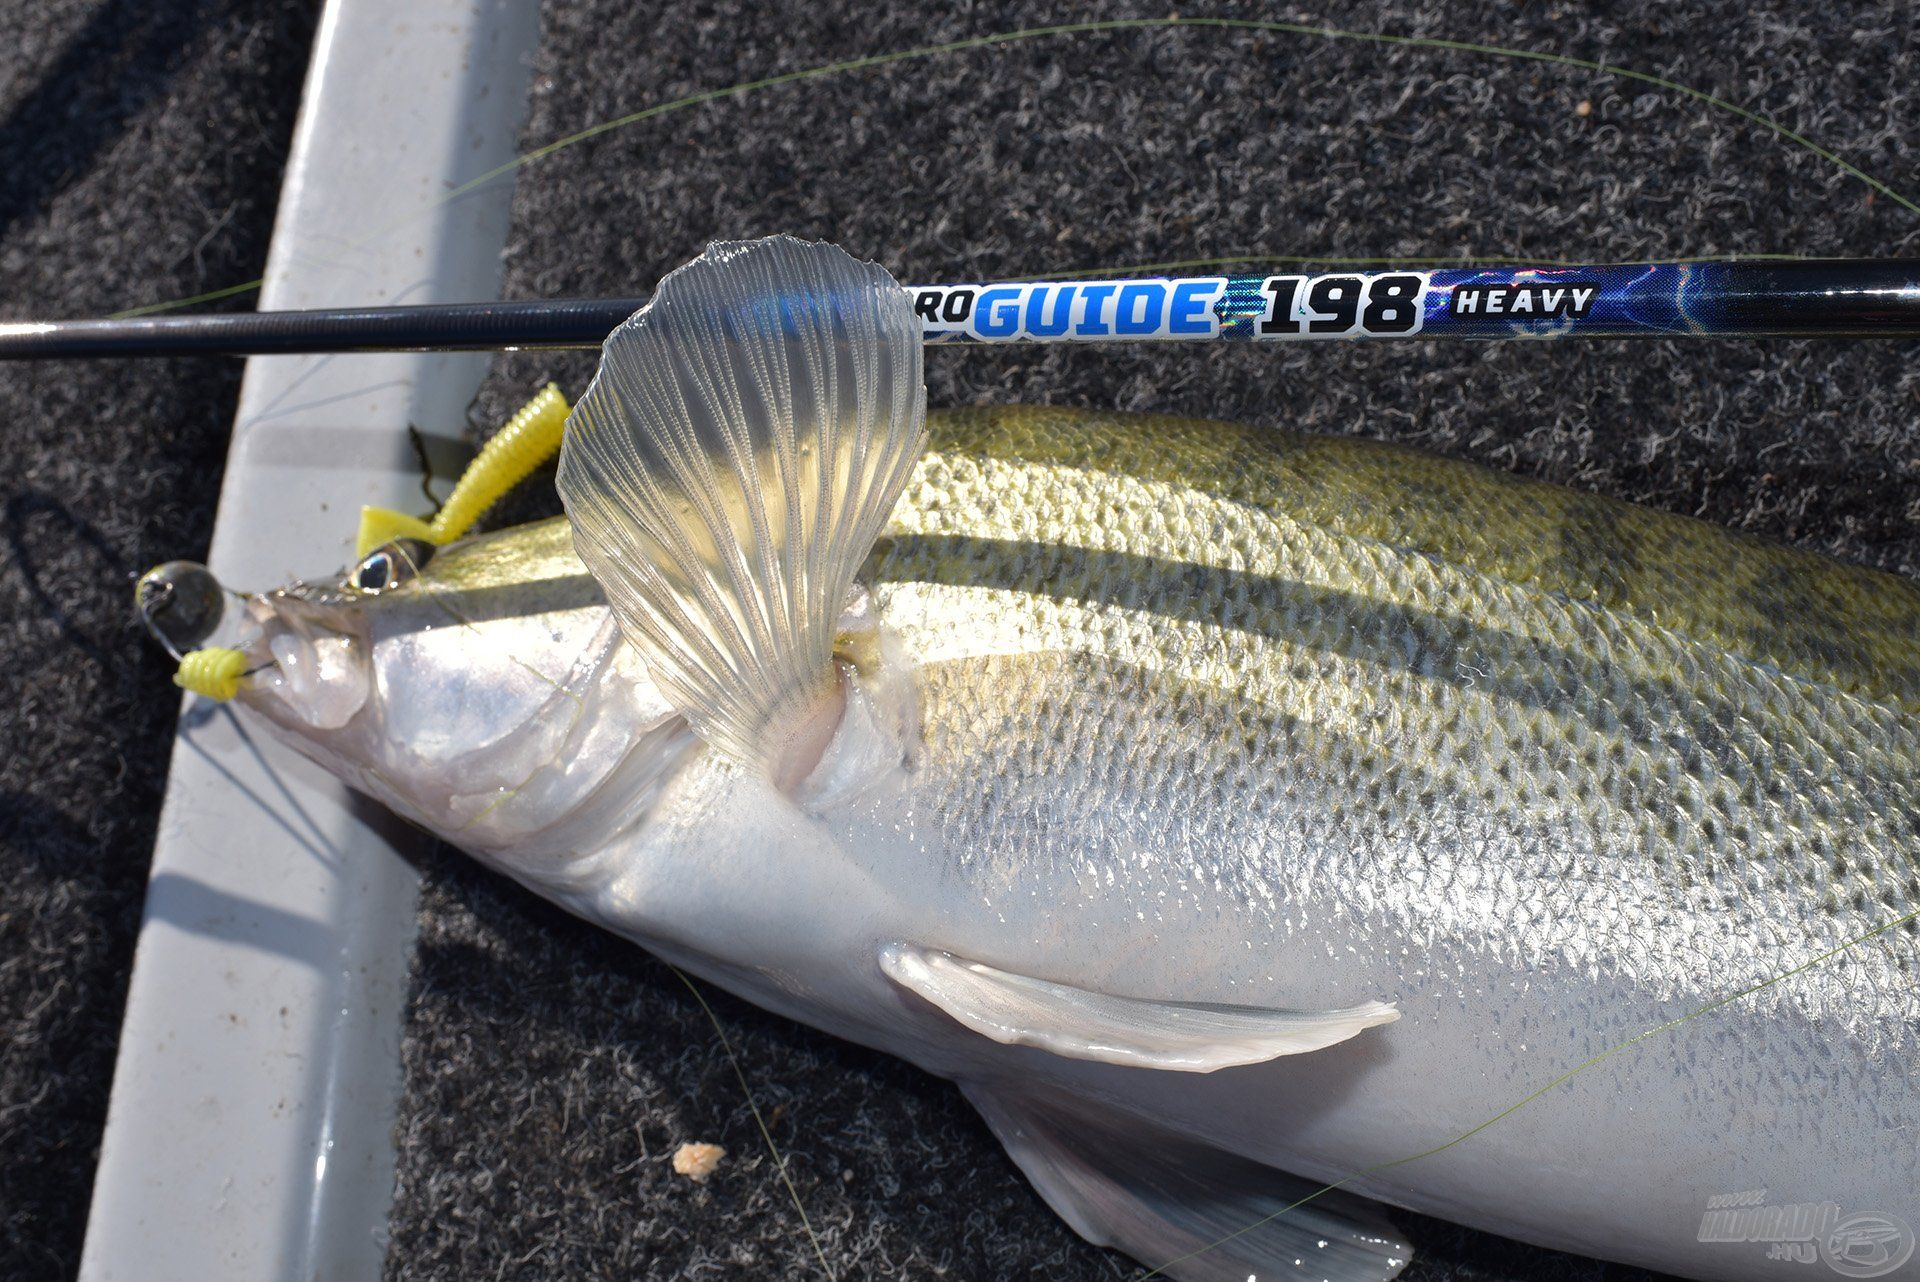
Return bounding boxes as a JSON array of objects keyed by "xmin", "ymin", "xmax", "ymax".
[{"xmin": 138, "ymin": 237, "xmax": 1920, "ymax": 1282}]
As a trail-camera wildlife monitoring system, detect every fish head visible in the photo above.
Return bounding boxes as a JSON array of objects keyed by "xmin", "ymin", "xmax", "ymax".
[
  {"xmin": 137, "ymin": 518, "xmax": 699, "ymax": 877},
  {"xmin": 132, "ymin": 239, "xmax": 968, "ymax": 1048}
]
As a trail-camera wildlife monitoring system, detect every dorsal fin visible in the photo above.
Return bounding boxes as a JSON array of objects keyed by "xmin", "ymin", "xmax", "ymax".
[{"xmin": 557, "ymin": 236, "xmax": 926, "ymax": 771}]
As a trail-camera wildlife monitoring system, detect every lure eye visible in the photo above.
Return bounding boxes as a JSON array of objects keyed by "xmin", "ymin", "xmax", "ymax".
[{"xmin": 350, "ymin": 538, "xmax": 433, "ymax": 594}]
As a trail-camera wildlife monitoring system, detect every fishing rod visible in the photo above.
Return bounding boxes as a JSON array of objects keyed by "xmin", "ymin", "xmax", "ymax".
[{"xmin": 4, "ymin": 259, "xmax": 1917, "ymax": 359}]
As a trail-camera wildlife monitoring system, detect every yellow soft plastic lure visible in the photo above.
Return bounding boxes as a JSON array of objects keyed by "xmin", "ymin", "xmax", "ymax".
[
  {"xmin": 173, "ymin": 646, "xmax": 249, "ymax": 700},
  {"xmin": 356, "ymin": 382, "xmax": 571, "ymax": 556}
]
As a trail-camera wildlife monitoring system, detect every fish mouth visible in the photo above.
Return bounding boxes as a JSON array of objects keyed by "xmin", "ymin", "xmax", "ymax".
[
  {"xmin": 240, "ymin": 587, "xmax": 374, "ymax": 731},
  {"xmin": 134, "ymin": 558, "xmax": 376, "ymax": 732}
]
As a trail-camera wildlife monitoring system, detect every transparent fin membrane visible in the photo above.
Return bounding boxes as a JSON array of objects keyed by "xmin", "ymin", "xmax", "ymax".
[{"xmin": 557, "ymin": 236, "xmax": 926, "ymax": 771}]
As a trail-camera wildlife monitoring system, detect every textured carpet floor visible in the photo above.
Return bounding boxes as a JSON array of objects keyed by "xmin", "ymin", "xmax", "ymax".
[
  {"xmin": 388, "ymin": 3, "xmax": 1918, "ymax": 1282},
  {"xmin": 0, "ymin": 3, "xmax": 316, "ymax": 1277},
  {"xmin": 4, "ymin": 1, "xmax": 1917, "ymax": 1280}
]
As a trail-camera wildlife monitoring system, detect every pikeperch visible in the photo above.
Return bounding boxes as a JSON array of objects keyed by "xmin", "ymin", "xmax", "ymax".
[{"xmin": 138, "ymin": 238, "xmax": 1920, "ymax": 1281}]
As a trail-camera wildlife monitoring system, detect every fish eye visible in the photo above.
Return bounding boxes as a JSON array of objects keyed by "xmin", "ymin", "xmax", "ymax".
[{"xmin": 349, "ymin": 538, "xmax": 433, "ymax": 594}]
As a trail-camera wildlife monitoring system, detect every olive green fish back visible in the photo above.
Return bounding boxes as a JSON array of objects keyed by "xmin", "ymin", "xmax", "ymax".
[{"xmin": 905, "ymin": 406, "xmax": 1920, "ymax": 716}]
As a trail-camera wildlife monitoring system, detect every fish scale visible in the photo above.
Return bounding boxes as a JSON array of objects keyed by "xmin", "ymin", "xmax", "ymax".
[{"xmin": 871, "ymin": 406, "xmax": 1920, "ymax": 1033}]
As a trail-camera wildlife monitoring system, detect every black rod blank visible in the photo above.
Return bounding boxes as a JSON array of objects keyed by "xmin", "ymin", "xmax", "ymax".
[
  {"xmin": 4, "ymin": 259, "xmax": 1920, "ymax": 360},
  {"xmin": 0, "ymin": 297, "xmax": 651, "ymax": 360}
]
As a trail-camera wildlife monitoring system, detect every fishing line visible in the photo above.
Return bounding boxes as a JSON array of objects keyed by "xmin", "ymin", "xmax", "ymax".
[
  {"xmin": 1052, "ymin": 250, "xmax": 1826, "ymax": 279},
  {"xmin": 107, "ymin": 17, "xmax": 1917, "ymax": 319},
  {"xmin": 672, "ymin": 966, "xmax": 839, "ymax": 1282},
  {"xmin": 1136, "ymin": 904, "xmax": 1920, "ymax": 1280}
]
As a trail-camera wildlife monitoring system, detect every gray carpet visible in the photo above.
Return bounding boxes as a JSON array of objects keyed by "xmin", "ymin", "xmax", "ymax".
[
  {"xmin": 3, "ymin": 1, "xmax": 1917, "ymax": 1280},
  {"xmin": 392, "ymin": 2, "xmax": 1918, "ymax": 1281},
  {"xmin": 0, "ymin": 3, "xmax": 316, "ymax": 1277}
]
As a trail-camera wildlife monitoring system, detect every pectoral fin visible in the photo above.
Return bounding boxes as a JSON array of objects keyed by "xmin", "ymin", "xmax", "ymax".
[
  {"xmin": 880, "ymin": 944, "xmax": 1397, "ymax": 1072},
  {"xmin": 966, "ymin": 1082, "xmax": 1412, "ymax": 1281},
  {"xmin": 557, "ymin": 236, "xmax": 926, "ymax": 774}
]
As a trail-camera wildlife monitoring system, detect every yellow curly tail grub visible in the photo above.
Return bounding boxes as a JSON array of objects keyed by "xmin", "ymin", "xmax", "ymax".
[
  {"xmin": 355, "ymin": 383, "xmax": 571, "ymax": 556},
  {"xmin": 354, "ymin": 507, "xmax": 436, "ymax": 554},
  {"xmin": 174, "ymin": 647, "xmax": 249, "ymax": 701}
]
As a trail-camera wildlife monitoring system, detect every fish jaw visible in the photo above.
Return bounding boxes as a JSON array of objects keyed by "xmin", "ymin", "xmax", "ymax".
[{"xmin": 213, "ymin": 526, "xmax": 699, "ymax": 883}]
